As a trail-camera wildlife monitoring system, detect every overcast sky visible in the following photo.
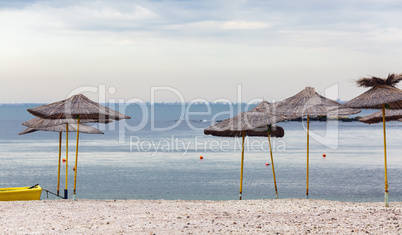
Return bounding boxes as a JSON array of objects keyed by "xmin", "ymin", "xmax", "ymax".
[{"xmin": 1, "ymin": 0, "xmax": 402, "ymax": 103}]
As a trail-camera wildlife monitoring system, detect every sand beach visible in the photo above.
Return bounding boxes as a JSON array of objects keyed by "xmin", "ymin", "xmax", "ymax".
[{"xmin": 1, "ymin": 199, "xmax": 401, "ymax": 234}]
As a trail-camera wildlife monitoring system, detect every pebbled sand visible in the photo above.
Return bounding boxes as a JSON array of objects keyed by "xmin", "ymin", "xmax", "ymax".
[{"xmin": 1, "ymin": 199, "xmax": 401, "ymax": 234}]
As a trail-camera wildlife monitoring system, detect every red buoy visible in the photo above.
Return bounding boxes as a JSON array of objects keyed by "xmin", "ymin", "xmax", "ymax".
[
  {"xmin": 323, "ymin": 154, "xmax": 326, "ymax": 158},
  {"xmin": 62, "ymin": 159, "xmax": 66, "ymax": 162},
  {"xmin": 265, "ymin": 163, "xmax": 270, "ymax": 166},
  {"xmin": 200, "ymin": 156, "xmax": 203, "ymax": 160}
]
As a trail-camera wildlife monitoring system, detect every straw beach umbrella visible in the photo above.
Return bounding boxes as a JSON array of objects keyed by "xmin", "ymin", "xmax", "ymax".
[
  {"xmin": 257, "ymin": 87, "xmax": 360, "ymax": 198},
  {"xmin": 359, "ymin": 109, "xmax": 402, "ymax": 124},
  {"xmin": 27, "ymin": 94, "xmax": 130, "ymax": 120},
  {"xmin": 22, "ymin": 117, "xmax": 111, "ymax": 198},
  {"xmin": 205, "ymin": 109, "xmax": 287, "ymax": 200},
  {"xmin": 22, "ymin": 117, "xmax": 112, "ymax": 129},
  {"xmin": 342, "ymin": 73, "xmax": 402, "ymax": 207},
  {"xmin": 249, "ymin": 100, "xmax": 272, "ymax": 112},
  {"xmin": 19, "ymin": 122, "xmax": 104, "ymax": 198},
  {"xmin": 19, "ymin": 123, "xmax": 104, "ymax": 135},
  {"xmin": 27, "ymin": 94, "xmax": 131, "ymax": 200},
  {"xmin": 342, "ymin": 74, "xmax": 402, "ymax": 109}
]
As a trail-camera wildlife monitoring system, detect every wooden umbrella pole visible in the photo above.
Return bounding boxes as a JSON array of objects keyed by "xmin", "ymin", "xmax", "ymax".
[
  {"xmin": 382, "ymin": 105, "xmax": 389, "ymax": 207},
  {"xmin": 64, "ymin": 124, "xmax": 69, "ymax": 199},
  {"xmin": 57, "ymin": 132, "xmax": 62, "ymax": 197},
  {"xmin": 73, "ymin": 115, "xmax": 80, "ymax": 201},
  {"xmin": 239, "ymin": 131, "xmax": 245, "ymax": 200},
  {"xmin": 267, "ymin": 126, "xmax": 278, "ymax": 199},
  {"xmin": 306, "ymin": 115, "xmax": 310, "ymax": 199}
]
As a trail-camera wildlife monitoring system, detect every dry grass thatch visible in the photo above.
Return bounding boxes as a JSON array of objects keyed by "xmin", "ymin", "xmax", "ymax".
[
  {"xmin": 27, "ymin": 94, "xmax": 131, "ymax": 120},
  {"xmin": 18, "ymin": 123, "xmax": 104, "ymax": 135},
  {"xmin": 249, "ymin": 101, "xmax": 272, "ymax": 112},
  {"xmin": 357, "ymin": 73, "xmax": 402, "ymax": 88},
  {"xmin": 204, "ymin": 111, "xmax": 287, "ymax": 137},
  {"xmin": 343, "ymin": 85, "xmax": 402, "ymax": 109},
  {"xmin": 257, "ymin": 87, "xmax": 360, "ymax": 117},
  {"xmin": 325, "ymin": 107, "xmax": 360, "ymax": 116},
  {"xmin": 205, "ymin": 123, "xmax": 284, "ymax": 138},
  {"xmin": 23, "ymin": 117, "xmax": 112, "ymax": 129},
  {"xmin": 343, "ymin": 74, "xmax": 402, "ymax": 109},
  {"xmin": 359, "ymin": 109, "xmax": 402, "ymax": 124}
]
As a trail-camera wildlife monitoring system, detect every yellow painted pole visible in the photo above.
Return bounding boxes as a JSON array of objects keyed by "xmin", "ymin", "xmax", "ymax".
[
  {"xmin": 64, "ymin": 124, "xmax": 69, "ymax": 199},
  {"xmin": 306, "ymin": 115, "xmax": 310, "ymax": 199},
  {"xmin": 57, "ymin": 132, "xmax": 62, "ymax": 197},
  {"xmin": 239, "ymin": 131, "xmax": 245, "ymax": 200},
  {"xmin": 382, "ymin": 105, "xmax": 389, "ymax": 207},
  {"xmin": 267, "ymin": 126, "xmax": 278, "ymax": 199},
  {"xmin": 73, "ymin": 116, "xmax": 80, "ymax": 201}
]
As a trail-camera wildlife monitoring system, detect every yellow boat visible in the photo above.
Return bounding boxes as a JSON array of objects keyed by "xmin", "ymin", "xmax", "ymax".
[{"xmin": 0, "ymin": 184, "xmax": 42, "ymax": 201}]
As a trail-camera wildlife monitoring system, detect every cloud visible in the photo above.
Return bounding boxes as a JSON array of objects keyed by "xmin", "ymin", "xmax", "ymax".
[
  {"xmin": 2, "ymin": 0, "xmax": 402, "ymax": 55},
  {"xmin": 167, "ymin": 20, "xmax": 271, "ymax": 31},
  {"xmin": 2, "ymin": 0, "xmax": 401, "ymax": 37},
  {"xmin": 0, "ymin": 1, "xmax": 158, "ymax": 33},
  {"xmin": 1, "ymin": 0, "xmax": 402, "ymax": 53},
  {"xmin": 72, "ymin": 5, "xmax": 157, "ymax": 21},
  {"xmin": 2, "ymin": 0, "xmax": 402, "ymax": 103}
]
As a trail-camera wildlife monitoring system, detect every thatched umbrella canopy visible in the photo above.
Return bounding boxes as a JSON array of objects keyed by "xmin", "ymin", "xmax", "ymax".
[
  {"xmin": 257, "ymin": 87, "xmax": 360, "ymax": 116},
  {"xmin": 249, "ymin": 100, "xmax": 273, "ymax": 112},
  {"xmin": 359, "ymin": 109, "xmax": 402, "ymax": 124},
  {"xmin": 204, "ymin": 108, "xmax": 289, "ymax": 200},
  {"xmin": 205, "ymin": 123, "xmax": 284, "ymax": 138},
  {"xmin": 27, "ymin": 94, "xmax": 131, "ymax": 120},
  {"xmin": 22, "ymin": 117, "xmax": 112, "ymax": 129},
  {"xmin": 27, "ymin": 94, "xmax": 131, "ymax": 200},
  {"xmin": 18, "ymin": 123, "xmax": 104, "ymax": 135},
  {"xmin": 342, "ymin": 73, "xmax": 402, "ymax": 207},
  {"xmin": 205, "ymin": 111, "xmax": 288, "ymax": 136},
  {"xmin": 257, "ymin": 87, "xmax": 360, "ymax": 199},
  {"xmin": 342, "ymin": 74, "xmax": 402, "ymax": 109}
]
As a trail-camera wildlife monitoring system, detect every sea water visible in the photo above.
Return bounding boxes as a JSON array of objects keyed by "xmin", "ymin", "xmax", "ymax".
[{"xmin": 0, "ymin": 103, "xmax": 401, "ymax": 202}]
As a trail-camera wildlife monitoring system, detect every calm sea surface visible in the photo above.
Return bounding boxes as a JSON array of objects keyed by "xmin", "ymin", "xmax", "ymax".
[{"xmin": 1, "ymin": 103, "xmax": 401, "ymax": 202}]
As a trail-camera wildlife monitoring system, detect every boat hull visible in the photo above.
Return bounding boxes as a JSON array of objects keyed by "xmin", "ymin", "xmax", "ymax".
[{"xmin": 0, "ymin": 185, "xmax": 42, "ymax": 201}]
